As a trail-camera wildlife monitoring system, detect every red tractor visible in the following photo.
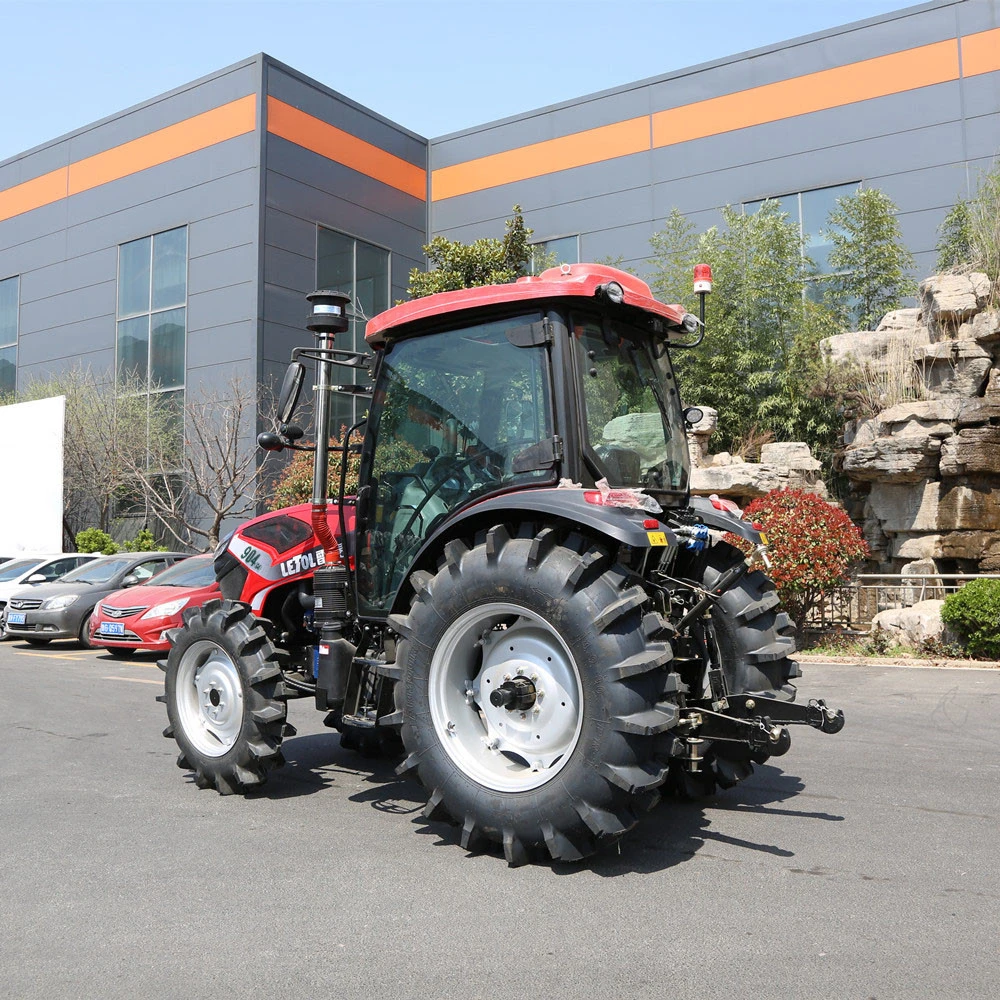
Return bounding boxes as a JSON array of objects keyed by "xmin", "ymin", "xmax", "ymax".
[{"xmin": 160, "ymin": 263, "xmax": 844, "ymax": 865}]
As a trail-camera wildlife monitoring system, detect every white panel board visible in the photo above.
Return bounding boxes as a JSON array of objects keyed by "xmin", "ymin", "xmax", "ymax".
[{"xmin": 0, "ymin": 396, "xmax": 65, "ymax": 554}]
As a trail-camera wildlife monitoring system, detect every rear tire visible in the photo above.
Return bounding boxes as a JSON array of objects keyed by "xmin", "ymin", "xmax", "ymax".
[
  {"xmin": 391, "ymin": 525, "xmax": 678, "ymax": 865},
  {"xmin": 161, "ymin": 599, "xmax": 287, "ymax": 795}
]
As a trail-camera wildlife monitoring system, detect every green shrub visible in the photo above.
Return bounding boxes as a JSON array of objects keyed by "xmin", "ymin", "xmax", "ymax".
[
  {"xmin": 940, "ymin": 580, "xmax": 1000, "ymax": 659},
  {"xmin": 75, "ymin": 528, "xmax": 119, "ymax": 555},
  {"xmin": 121, "ymin": 529, "xmax": 166, "ymax": 552}
]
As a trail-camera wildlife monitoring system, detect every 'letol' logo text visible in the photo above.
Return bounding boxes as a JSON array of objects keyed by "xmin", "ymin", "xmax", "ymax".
[{"xmin": 279, "ymin": 547, "xmax": 327, "ymax": 578}]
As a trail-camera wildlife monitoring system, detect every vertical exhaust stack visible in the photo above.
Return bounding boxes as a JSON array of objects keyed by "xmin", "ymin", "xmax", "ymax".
[{"xmin": 306, "ymin": 289, "xmax": 354, "ymax": 709}]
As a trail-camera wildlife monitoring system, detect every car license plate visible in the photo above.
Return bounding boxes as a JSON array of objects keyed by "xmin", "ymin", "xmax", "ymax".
[
  {"xmin": 7, "ymin": 612, "xmax": 26, "ymax": 625},
  {"xmin": 101, "ymin": 622, "xmax": 126, "ymax": 636}
]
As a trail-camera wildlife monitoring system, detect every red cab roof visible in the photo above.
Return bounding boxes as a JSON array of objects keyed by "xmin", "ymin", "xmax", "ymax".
[{"xmin": 364, "ymin": 264, "xmax": 688, "ymax": 346}]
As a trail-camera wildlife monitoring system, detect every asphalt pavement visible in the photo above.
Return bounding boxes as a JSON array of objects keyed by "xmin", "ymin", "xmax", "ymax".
[{"xmin": 1, "ymin": 639, "xmax": 998, "ymax": 999}]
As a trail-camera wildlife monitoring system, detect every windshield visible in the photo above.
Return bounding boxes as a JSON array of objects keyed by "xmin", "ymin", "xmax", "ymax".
[
  {"xmin": 572, "ymin": 313, "xmax": 689, "ymax": 494},
  {"xmin": 144, "ymin": 555, "xmax": 212, "ymax": 588},
  {"xmin": 61, "ymin": 557, "xmax": 134, "ymax": 584},
  {"xmin": 0, "ymin": 559, "xmax": 43, "ymax": 582}
]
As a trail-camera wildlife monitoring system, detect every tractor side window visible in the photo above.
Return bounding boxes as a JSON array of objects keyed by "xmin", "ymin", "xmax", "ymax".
[
  {"xmin": 360, "ymin": 312, "xmax": 553, "ymax": 611},
  {"xmin": 572, "ymin": 313, "xmax": 689, "ymax": 493}
]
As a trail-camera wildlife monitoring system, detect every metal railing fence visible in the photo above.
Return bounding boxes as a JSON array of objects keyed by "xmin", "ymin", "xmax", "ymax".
[{"xmin": 806, "ymin": 574, "xmax": 1000, "ymax": 630}]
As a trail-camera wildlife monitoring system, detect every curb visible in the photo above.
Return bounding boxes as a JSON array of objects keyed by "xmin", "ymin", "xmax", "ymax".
[{"xmin": 797, "ymin": 653, "xmax": 1000, "ymax": 670}]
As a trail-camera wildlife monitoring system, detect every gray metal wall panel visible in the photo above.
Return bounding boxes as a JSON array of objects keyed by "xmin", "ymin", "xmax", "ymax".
[
  {"xmin": 0, "ymin": 142, "xmax": 69, "ymax": 191},
  {"xmin": 956, "ymin": 1, "xmax": 1000, "ymax": 33},
  {"xmin": 261, "ymin": 207, "xmax": 316, "ymax": 256},
  {"xmin": 65, "ymin": 167, "xmax": 259, "ymax": 258},
  {"xmin": 188, "ymin": 282, "xmax": 257, "ymax": 334},
  {"xmin": 0, "ymin": 230, "xmax": 67, "ymax": 282},
  {"xmin": 18, "ymin": 348, "xmax": 114, "ymax": 384},
  {"xmin": 19, "ymin": 278, "xmax": 116, "ymax": 336},
  {"xmin": 18, "ymin": 247, "xmax": 117, "ymax": 305},
  {"xmin": 187, "ymin": 320, "xmax": 257, "ymax": 371},
  {"xmin": 261, "ymin": 319, "xmax": 311, "ymax": 366},
  {"xmin": 19, "ymin": 314, "xmax": 114, "ymax": 367},
  {"xmin": 64, "ymin": 134, "xmax": 258, "ymax": 229},
  {"xmin": 263, "ymin": 244, "xmax": 313, "ymax": 295},
  {"xmin": 266, "ymin": 64, "xmax": 426, "ymax": 166},
  {"xmin": 960, "ymin": 69, "xmax": 1000, "ymax": 118},
  {"xmin": 0, "ymin": 200, "xmax": 71, "ymax": 251},
  {"xmin": 188, "ymin": 243, "xmax": 258, "ymax": 297},
  {"xmin": 266, "ymin": 136, "xmax": 426, "ymax": 234},
  {"xmin": 189, "ymin": 206, "xmax": 259, "ymax": 260},
  {"xmin": 964, "ymin": 108, "xmax": 1000, "ymax": 160},
  {"xmin": 67, "ymin": 63, "xmax": 258, "ymax": 162}
]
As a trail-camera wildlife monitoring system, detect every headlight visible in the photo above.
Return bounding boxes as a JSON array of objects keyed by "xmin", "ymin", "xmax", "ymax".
[
  {"xmin": 140, "ymin": 597, "xmax": 189, "ymax": 620},
  {"xmin": 42, "ymin": 594, "xmax": 79, "ymax": 610}
]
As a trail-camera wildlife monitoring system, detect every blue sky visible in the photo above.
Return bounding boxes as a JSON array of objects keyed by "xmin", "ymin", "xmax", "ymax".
[{"xmin": 2, "ymin": 0, "xmax": 912, "ymax": 163}]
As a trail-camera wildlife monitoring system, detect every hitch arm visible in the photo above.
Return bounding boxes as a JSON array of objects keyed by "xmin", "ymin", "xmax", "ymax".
[
  {"xmin": 726, "ymin": 695, "xmax": 846, "ymax": 735},
  {"xmin": 680, "ymin": 709, "xmax": 792, "ymax": 756}
]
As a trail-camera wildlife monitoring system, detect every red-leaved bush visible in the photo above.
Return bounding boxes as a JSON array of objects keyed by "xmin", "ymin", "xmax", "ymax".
[{"xmin": 741, "ymin": 488, "xmax": 869, "ymax": 639}]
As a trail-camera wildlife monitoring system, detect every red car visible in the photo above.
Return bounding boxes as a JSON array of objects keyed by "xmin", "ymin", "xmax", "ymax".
[{"xmin": 90, "ymin": 554, "xmax": 220, "ymax": 656}]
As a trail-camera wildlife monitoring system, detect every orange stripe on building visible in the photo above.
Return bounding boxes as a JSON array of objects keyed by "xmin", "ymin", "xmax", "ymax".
[
  {"xmin": 432, "ymin": 116, "xmax": 650, "ymax": 202},
  {"xmin": 431, "ymin": 38, "xmax": 968, "ymax": 201},
  {"xmin": 961, "ymin": 26, "xmax": 1000, "ymax": 78},
  {"xmin": 652, "ymin": 39, "xmax": 959, "ymax": 147},
  {"xmin": 266, "ymin": 97, "xmax": 426, "ymax": 200},
  {"xmin": 0, "ymin": 167, "xmax": 68, "ymax": 224},
  {"xmin": 68, "ymin": 95, "xmax": 257, "ymax": 195}
]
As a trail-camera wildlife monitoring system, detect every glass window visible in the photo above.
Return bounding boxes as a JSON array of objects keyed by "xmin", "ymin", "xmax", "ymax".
[
  {"xmin": 0, "ymin": 275, "xmax": 18, "ymax": 396},
  {"xmin": 118, "ymin": 237, "xmax": 151, "ymax": 317},
  {"xmin": 117, "ymin": 315, "xmax": 150, "ymax": 382},
  {"xmin": 152, "ymin": 228, "xmax": 187, "ymax": 310},
  {"xmin": 317, "ymin": 228, "xmax": 390, "ymax": 431},
  {"xmin": 150, "ymin": 308, "xmax": 185, "ymax": 389},
  {"xmin": 146, "ymin": 554, "xmax": 214, "ymax": 588},
  {"xmin": 744, "ymin": 182, "xmax": 860, "ymax": 284},
  {"xmin": 572, "ymin": 313, "xmax": 688, "ymax": 492},
  {"xmin": 116, "ymin": 227, "xmax": 187, "ymax": 472},
  {"xmin": 530, "ymin": 235, "xmax": 579, "ymax": 273},
  {"xmin": 360, "ymin": 312, "xmax": 552, "ymax": 610}
]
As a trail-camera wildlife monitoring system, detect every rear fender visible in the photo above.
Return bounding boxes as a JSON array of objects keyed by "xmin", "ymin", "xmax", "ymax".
[
  {"xmin": 688, "ymin": 496, "xmax": 763, "ymax": 545},
  {"xmin": 389, "ymin": 487, "xmax": 677, "ymax": 614}
]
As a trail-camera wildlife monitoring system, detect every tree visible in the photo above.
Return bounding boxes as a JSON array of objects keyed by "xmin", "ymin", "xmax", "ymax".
[
  {"xmin": 935, "ymin": 160, "xmax": 1000, "ymax": 298},
  {"xmin": 268, "ymin": 427, "xmax": 363, "ymax": 510},
  {"xmin": 652, "ymin": 201, "xmax": 822, "ymax": 454},
  {"xmin": 824, "ymin": 187, "xmax": 916, "ymax": 330},
  {"xmin": 124, "ymin": 376, "xmax": 280, "ymax": 550},
  {"xmin": 739, "ymin": 488, "xmax": 869, "ymax": 641},
  {"xmin": 936, "ymin": 199, "xmax": 973, "ymax": 272},
  {"xmin": 408, "ymin": 206, "xmax": 534, "ymax": 298}
]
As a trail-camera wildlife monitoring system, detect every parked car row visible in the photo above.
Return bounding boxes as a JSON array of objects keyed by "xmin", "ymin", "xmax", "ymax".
[{"xmin": 0, "ymin": 551, "xmax": 220, "ymax": 654}]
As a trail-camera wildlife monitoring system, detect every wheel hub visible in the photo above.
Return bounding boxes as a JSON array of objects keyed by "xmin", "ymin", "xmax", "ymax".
[
  {"xmin": 175, "ymin": 641, "xmax": 245, "ymax": 757},
  {"xmin": 428, "ymin": 602, "xmax": 583, "ymax": 792}
]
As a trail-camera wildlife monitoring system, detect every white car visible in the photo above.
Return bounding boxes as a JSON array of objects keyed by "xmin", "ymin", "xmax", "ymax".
[{"xmin": 0, "ymin": 554, "xmax": 100, "ymax": 638}]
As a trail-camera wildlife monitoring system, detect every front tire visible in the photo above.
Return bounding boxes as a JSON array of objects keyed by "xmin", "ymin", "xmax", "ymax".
[
  {"xmin": 391, "ymin": 526, "xmax": 678, "ymax": 865},
  {"xmin": 161, "ymin": 600, "xmax": 287, "ymax": 794}
]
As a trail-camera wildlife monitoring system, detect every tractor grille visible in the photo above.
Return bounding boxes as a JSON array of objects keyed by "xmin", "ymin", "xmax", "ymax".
[
  {"xmin": 100, "ymin": 604, "xmax": 148, "ymax": 619},
  {"xmin": 8, "ymin": 598, "xmax": 43, "ymax": 611}
]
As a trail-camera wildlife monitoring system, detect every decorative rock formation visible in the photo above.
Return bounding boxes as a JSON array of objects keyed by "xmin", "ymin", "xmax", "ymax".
[
  {"xmin": 832, "ymin": 272, "xmax": 1000, "ymax": 571},
  {"xmin": 871, "ymin": 599, "xmax": 956, "ymax": 649}
]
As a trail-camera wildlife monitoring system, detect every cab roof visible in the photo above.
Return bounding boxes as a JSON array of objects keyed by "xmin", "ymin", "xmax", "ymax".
[{"xmin": 364, "ymin": 264, "xmax": 688, "ymax": 346}]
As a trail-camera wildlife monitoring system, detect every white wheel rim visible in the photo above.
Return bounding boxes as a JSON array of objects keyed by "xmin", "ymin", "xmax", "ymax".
[
  {"xmin": 175, "ymin": 640, "xmax": 245, "ymax": 758},
  {"xmin": 428, "ymin": 601, "xmax": 583, "ymax": 792}
]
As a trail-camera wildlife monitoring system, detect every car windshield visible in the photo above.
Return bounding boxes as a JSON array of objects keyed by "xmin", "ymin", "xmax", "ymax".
[
  {"xmin": 60, "ymin": 557, "xmax": 135, "ymax": 584},
  {"xmin": 145, "ymin": 555, "xmax": 212, "ymax": 588},
  {"xmin": 572, "ymin": 313, "xmax": 690, "ymax": 494},
  {"xmin": 0, "ymin": 558, "xmax": 43, "ymax": 582}
]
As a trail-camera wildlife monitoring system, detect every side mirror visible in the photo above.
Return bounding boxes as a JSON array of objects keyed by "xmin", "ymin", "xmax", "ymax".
[
  {"xmin": 122, "ymin": 574, "xmax": 139, "ymax": 587},
  {"xmin": 27, "ymin": 573, "xmax": 47, "ymax": 583},
  {"xmin": 277, "ymin": 362, "xmax": 306, "ymax": 424}
]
